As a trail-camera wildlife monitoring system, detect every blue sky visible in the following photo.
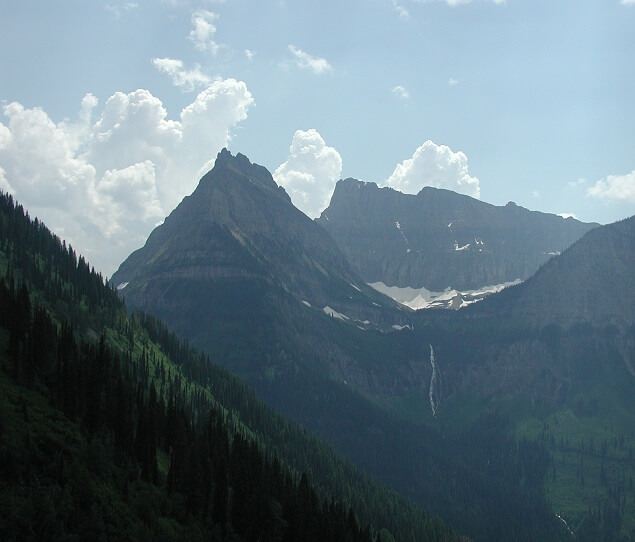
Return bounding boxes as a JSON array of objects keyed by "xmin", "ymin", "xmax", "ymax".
[{"xmin": 1, "ymin": 0, "xmax": 633, "ymax": 275}]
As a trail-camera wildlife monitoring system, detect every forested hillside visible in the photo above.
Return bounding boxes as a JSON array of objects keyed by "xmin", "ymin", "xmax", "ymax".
[{"xmin": 0, "ymin": 191, "xmax": 460, "ymax": 541}]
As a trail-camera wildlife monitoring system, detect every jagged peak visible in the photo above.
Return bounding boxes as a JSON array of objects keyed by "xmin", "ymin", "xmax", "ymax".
[
  {"xmin": 212, "ymin": 147, "xmax": 254, "ymax": 172},
  {"xmin": 202, "ymin": 148, "xmax": 291, "ymax": 203}
]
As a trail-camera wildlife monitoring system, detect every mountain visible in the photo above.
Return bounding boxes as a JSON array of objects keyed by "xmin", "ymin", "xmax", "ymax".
[
  {"xmin": 0, "ymin": 191, "xmax": 461, "ymax": 542},
  {"xmin": 113, "ymin": 149, "xmax": 400, "ymax": 325},
  {"xmin": 111, "ymin": 150, "xmax": 410, "ymax": 381},
  {"xmin": 473, "ymin": 215, "xmax": 635, "ymax": 326},
  {"xmin": 109, "ymin": 154, "xmax": 577, "ymax": 541},
  {"xmin": 406, "ymin": 216, "xmax": 635, "ymax": 404},
  {"xmin": 3, "ymin": 151, "xmax": 631, "ymax": 539},
  {"xmin": 400, "ymin": 216, "xmax": 635, "ymax": 539},
  {"xmin": 316, "ymin": 178, "xmax": 597, "ymax": 293}
]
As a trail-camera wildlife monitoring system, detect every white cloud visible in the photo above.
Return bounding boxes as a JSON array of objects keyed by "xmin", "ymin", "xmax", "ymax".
[
  {"xmin": 568, "ymin": 177, "xmax": 586, "ymax": 187},
  {"xmin": 385, "ymin": 140, "xmax": 480, "ymax": 198},
  {"xmin": 532, "ymin": 190, "xmax": 540, "ymax": 198},
  {"xmin": 620, "ymin": 0, "xmax": 635, "ymax": 5},
  {"xmin": 557, "ymin": 212, "xmax": 578, "ymax": 220},
  {"xmin": 0, "ymin": 79, "xmax": 254, "ymax": 276},
  {"xmin": 448, "ymin": 77, "xmax": 459, "ymax": 86},
  {"xmin": 392, "ymin": 85, "xmax": 410, "ymax": 100},
  {"xmin": 189, "ymin": 10, "xmax": 220, "ymax": 54},
  {"xmin": 152, "ymin": 58, "xmax": 212, "ymax": 91},
  {"xmin": 586, "ymin": 170, "xmax": 635, "ymax": 203},
  {"xmin": 244, "ymin": 49, "xmax": 256, "ymax": 60},
  {"xmin": 0, "ymin": 167, "xmax": 13, "ymax": 195},
  {"xmin": 273, "ymin": 129, "xmax": 342, "ymax": 218},
  {"xmin": 393, "ymin": 1, "xmax": 410, "ymax": 19},
  {"xmin": 288, "ymin": 45, "xmax": 332, "ymax": 75},
  {"xmin": 105, "ymin": 2, "xmax": 138, "ymax": 18}
]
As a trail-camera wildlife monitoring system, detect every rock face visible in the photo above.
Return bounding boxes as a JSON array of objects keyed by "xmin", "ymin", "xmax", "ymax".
[{"xmin": 317, "ymin": 179, "xmax": 598, "ymax": 291}]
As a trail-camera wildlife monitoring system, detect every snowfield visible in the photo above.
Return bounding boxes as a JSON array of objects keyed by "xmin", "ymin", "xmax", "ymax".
[{"xmin": 369, "ymin": 279, "xmax": 522, "ymax": 310}]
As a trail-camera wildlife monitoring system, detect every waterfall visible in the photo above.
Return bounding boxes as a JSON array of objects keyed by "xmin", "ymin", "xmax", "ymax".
[
  {"xmin": 555, "ymin": 514, "xmax": 575, "ymax": 538},
  {"xmin": 429, "ymin": 344, "xmax": 438, "ymax": 417}
]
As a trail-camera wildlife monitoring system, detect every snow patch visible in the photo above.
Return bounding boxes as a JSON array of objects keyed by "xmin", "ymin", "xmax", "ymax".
[
  {"xmin": 392, "ymin": 324, "xmax": 411, "ymax": 331},
  {"xmin": 301, "ymin": 300, "xmax": 311, "ymax": 307},
  {"xmin": 350, "ymin": 283, "xmax": 362, "ymax": 292},
  {"xmin": 395, "ymin": 220, "xmax": 411, "ymax": 249},
  {"xmin": 323, "ymin": 306, "xmax": 349, "ymax": 321},
  {"xmin": 454, "ymin": 242, "xmax": 470, "ymax": 251},
  {"xmin": 548, "ymin": 251, "xmax": 561, "ymax": 256},
  {"xmin": 117, "ymin": 282, "xmax": 129, "ymax": 291},
  {"xmin": 369, "ymin": 279, "xmax": 522, "ymax": 311}
]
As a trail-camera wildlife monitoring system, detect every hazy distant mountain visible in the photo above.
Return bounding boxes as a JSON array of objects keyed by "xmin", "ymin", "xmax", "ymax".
[
  {"xmin": 317, "ymin": 179, "xmax": 597, "ymax": 292},
  {"xmin": 474, "ymin": 214, "xmax": 635, "ymax": 326}
]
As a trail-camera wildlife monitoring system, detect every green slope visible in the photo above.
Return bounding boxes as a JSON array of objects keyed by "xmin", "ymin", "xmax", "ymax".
[{"xmin": 0, "ymin": 191, "xmax": 460, "ymax": 541}]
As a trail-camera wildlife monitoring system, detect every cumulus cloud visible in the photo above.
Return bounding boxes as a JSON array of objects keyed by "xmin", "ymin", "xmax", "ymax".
[
  {"xmin": 392, "ymin": 85, "xmax": 410, "ymax": 100},
  {"xmin": 557, "ymin": 212, "xmax": 578, "ymax": 220},
  {"xmin": 273, "ymin": 129, "xmax": 342, "ymax": 218},
  {"xmin": 621, "ymin": 0, "xmax": 635, "ymax": 5},
  {"xmin": 385, "ymin": 140, "xmax": 480, "ymax": 198},
  {"xmin": 244, "ymin": 49, "xmax": 256, "ymax": 60},
  {"xmin": 189, "ymin": 10, "xmax": 221, "ymax": 54},
  {"xmin": 152, "ymin": 57, "xmax": 212, "ymax": 91},
  {"xmin": 0, "ymin": 79, "xmax": 254, "ymax": 276},
  {"xmin": 288, "ymin": 45, "xmax": 332, "ymax": 75},
  {"xmin": 0, "ymin": 167, "xmax": 13, "ymax": 195},
  {"xmin": 586, "ymin": 170, "xmax": 635, "ymax": 203}
]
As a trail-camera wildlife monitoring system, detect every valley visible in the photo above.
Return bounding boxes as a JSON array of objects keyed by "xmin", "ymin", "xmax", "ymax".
[
  {"xmin": 1, "ymin": 152, "xmax": 632, "ymax": 542},
  {"xmin": 2, "ymin": 3, "xmax": 632, "ymax": 540}
]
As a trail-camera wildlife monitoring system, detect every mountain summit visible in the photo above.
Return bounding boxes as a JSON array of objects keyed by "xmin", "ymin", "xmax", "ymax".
[
  {"xmin": 111, "ymin": 150, "xmax": 399, "ymax": 361},
  {"xmin": 317, "ymin": 179, "xmax": 597, "ymax": 292}
]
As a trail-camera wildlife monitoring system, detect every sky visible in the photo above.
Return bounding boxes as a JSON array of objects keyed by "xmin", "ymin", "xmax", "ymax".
[{"xmin": 1, "ymin": 0, "xmax": 634, "ymax": 277}]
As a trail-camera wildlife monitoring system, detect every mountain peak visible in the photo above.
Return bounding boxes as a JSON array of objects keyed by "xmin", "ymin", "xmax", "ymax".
[
  {"xmin": 204, "ymin": 148, "xmax": 290, "ymax": 203},
  {"xmin": 214, "ymin": 147, "xmax": 252, "ymax": 171},
  {"xmin": 112, "ymin": 150, "xmax": 398, "ymax": 344}
]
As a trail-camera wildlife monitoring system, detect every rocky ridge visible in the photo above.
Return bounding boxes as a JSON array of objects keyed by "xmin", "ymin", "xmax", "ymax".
[{"xmin": 317, "ymin": 178, "xmax": 598, "ymax": 292}]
